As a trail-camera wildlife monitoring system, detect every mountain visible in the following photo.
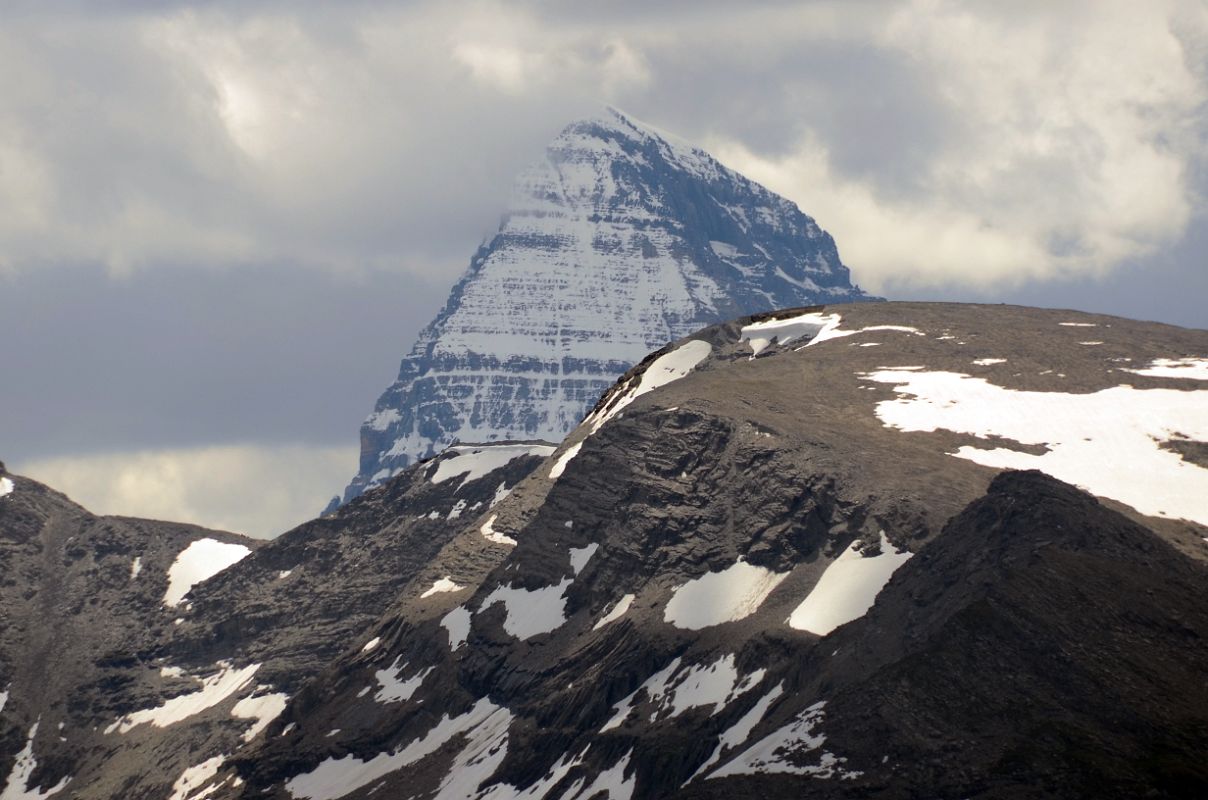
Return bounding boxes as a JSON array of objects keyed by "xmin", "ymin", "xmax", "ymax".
[
  {"xmin": 219, "ymin": 302, "xmax": 1206, "ymax": 800},
  {"xmin": 9, "ymin": 302, "xmax": 1198, "ymax": 799},
  {"xmin": 0, "ymin": 443, "xmax": 551, "ymax": 799},
  {"xmin": 341, "ymin": 108, "xmax": 878, "ymax": 504},
  {"xmin": 0, "ymin": 468, "xmax": 258, "ymax": 800}
]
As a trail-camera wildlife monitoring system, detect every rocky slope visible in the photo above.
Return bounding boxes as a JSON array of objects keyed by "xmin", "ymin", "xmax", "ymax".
[
  {"xmin": 147, "ymin": 301, "xmax": 1206, "ymax": 800},
  {"xmin": 0, "ymin": 467, "xmax": 257, "ymax": 800},
  {"xmin": 3, "ymin": 303, "xmax": 1205, "ymax": 799},
  {"xmin": 342, "ymin": 108, "xmax": 878, "ymax": 504},
  {"xmin": 0, "ymin": 443, "xmax": 552, "ymax": 799}
]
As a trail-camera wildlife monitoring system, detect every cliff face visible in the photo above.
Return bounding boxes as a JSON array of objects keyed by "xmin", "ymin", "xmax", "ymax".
[{"xmin": 344, "ymin": 108, "xmax": 876, "ymax": 503}]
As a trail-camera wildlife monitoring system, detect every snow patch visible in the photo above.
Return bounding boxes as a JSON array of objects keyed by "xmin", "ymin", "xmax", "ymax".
[
  {"xmin": 374, "ymin": 658, "xmax": 433, "ymax": 704},
  {"xmin": 973, "ymin": 358, "xmax": 1006, "ymax": 366},
  {"xmin": 479, "ymin": 580, "xmax": 572, "ymax": 640},
  {"xmin": 602, "ymin": 655, "xmax": 764, "ymax": 732},
  {"xmin": 565, "ymin": 750, "xmax": 635, "ymax": 800},
  {"xmin": 129, "ymin": 557, "xmax": 142, "ymax": 579},
  {"xmin": 549, "ymin": 441, "xmax": 584, "ymax": 480},
  {"xmin": 664, "ymin": 561, "xmax": 788, "ymax": 630},
  {"xmin": 283, "ymin": 699, "xmax": 507, "ymax": 800},
  {"xmin": 441, "ymin": 607, "xmax": 472, "ymax": 650},
  {"xmin": 1059, "ymin": 322, "xmax": 1097, "ymax": 327},
  {"xmin": 711, "ymin": 700, "xmax": 859, "ymax": 779},
  {"xmin": 232, "ymin": 691, "xmax": 289, "ymax": 743},
  {"xmin": 740, "ymin": 311, "xmax": 924, "ymax": 357},
  {"xmin": 587, "ymin": 340, "xmax": 712, "ymax": 433},
  {"xmin": 862, "ymin": 368, "xmax": 1208, "ymax": 526},
  {"xmin": 429, "ymin": 444, "xmax": 555, "ymax": 489},
  {"xmin": 480, "ymin": 514, "xmax": 517, "ymax": 547},
  {"xmin": 490, "ymin": 482, "xmax": 511, "ymax": 507},
  {"xmin": 1123, "ymin": 357, "xmax": 1208, "ymax": 381},
  {"xmin": 105, "ymin": 662, "xmax": 260, "ymax": 734},
  {"xmin": 0, "ymin": 477, "xmax": 13, "ymax": 499},
  {"xmin": 361, "ymin": 637, "xmax": 381, "ymax": 653},
  {"xmin": 163, "ymin": 538, "xmax": 252, "ymax": 606},
  {"xmin": 592, "ymin": 594, "xmax": 635, "ymax": 630},
  {"xmin": 690, "ymin": 683, "xmax": 786, "ymax": 780},
  {"xmin": 568, "ymin": 543, "xmax": 599, "ymax": 575},
  {"xmin": 1, "ymin": 723, "xmax": 71, "ymax": 800},
  {"xmin": 167, "ymin": 754, "xmax": 226, "ymax": 800},
  {"xmin": 787, "ymin": 533, "xmax": 912, "ymax": 635},
  {"xmin": 421, "ymin": 576, "xmax": 467, "ymax": 598}
]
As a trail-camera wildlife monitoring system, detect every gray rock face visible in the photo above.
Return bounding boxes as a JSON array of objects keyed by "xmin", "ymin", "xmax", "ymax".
[{"xmin": 343, "ymin": 109, "xmax": 877, "ymax": 503}]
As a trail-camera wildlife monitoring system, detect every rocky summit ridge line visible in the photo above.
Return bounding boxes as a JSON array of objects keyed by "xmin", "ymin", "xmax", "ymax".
[{"xmin": 340, "ymin": 108, "xmax": 877, "ymax": 505}]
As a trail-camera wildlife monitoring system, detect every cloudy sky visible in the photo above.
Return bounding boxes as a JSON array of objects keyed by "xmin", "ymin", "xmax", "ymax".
[{"xmin": 2, "ymin": 0, "xmax": 1206, "ymax": 537}]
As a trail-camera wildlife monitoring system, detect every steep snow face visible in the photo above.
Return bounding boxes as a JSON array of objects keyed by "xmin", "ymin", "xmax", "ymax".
[
  {"xmin": 343, "ymin": 108, "xmax": 874, "ymax": 502},
  {"xmin": 163, "ymin": 538, "xmax": 252, "ymax": 606}
]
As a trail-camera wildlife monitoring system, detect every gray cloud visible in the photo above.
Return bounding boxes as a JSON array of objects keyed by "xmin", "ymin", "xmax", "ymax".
[{"xmin": 0, "ymin": 263, "xmax": 446, "ymax": 461}]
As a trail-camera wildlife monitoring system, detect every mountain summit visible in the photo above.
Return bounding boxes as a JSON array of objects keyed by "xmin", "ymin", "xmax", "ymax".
[{"xmin": 341, "ymin": 109, "xmax": 877, "ymax": 503}]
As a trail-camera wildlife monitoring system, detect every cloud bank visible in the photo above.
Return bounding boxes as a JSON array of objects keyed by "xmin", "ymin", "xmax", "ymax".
[
  {"xmin": 0, "ymin": 0, "xmax": 1202, "ymax": 291},
  {"xmin": 17, "ymin": 443, "xmax": 357, "ymax": 539}
]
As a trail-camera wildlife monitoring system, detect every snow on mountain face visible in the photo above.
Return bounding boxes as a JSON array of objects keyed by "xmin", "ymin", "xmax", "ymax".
[{"xmin": 343, "ymin": 108, "xmax": 876, "ymax": 502}]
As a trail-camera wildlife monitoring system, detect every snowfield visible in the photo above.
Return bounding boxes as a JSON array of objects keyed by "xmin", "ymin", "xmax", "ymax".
[
  {"xmin": 862, "ymin": 367, "xmax": 1208, "ymax": 526},
  {"xmin": 664, "ymin": 560, "xmax": 788, "ymax": 630},
  {"xmin": 788, "ymin": 533, "xmax": 913, "ymax": 635},
  {"xmin": 163, "ymin": 538, "xmax": 252, "ymax": 606}
]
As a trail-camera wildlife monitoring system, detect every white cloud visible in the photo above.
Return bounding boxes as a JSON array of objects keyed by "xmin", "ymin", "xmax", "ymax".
[
  {"xmin": 709, "ymin": 0, "xmax": 1206, "ymax": 292},
  {"xmin": 15, "ymin": 443, "xmax": 357, "ymax": 539},
  {"xmin": 0, "ymin": 1, "xmax": 1202, "ymax": 291}
]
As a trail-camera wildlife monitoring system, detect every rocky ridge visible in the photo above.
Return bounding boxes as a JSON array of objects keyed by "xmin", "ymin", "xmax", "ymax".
[{"xmin": 149, "ymin": 302, "xmax": 1207, "ymax": 800}]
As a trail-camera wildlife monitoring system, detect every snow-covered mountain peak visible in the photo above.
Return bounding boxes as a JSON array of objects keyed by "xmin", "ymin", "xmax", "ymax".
[{"xmin": 341, "ymin": 112, "xmax": 879, "ymax": 503}]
